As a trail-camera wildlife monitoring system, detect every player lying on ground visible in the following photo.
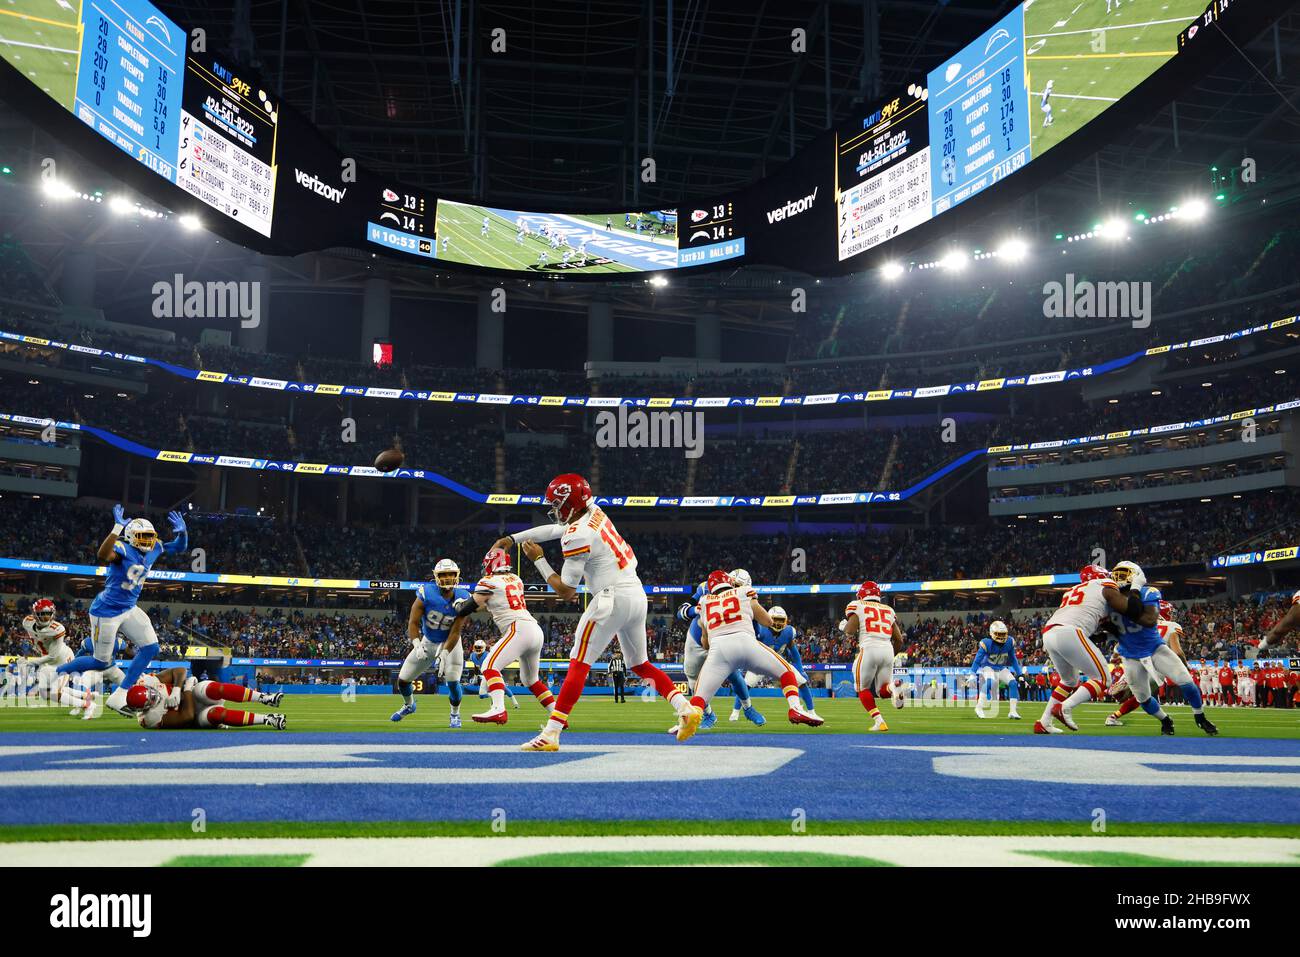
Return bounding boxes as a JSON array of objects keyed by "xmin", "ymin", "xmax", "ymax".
[
  {"xmin": 452, "ymin": 547, "xmax": 557, "ymax": 724},
  {"xmin": 841, "ymin": 580, "xmax": 906, "ymax": 731},
  {"xmin": 673, "ymin": 572, "xmax": 765, "ymax": 733},
  {"xmin": 969, "ymin": 620, "xmax": 1022, "ymax": 720},
  {"xmin": 393, "ymin": 558, "xmax": 470, "ymax": 727},
  {"xmin": 682, "ymin": 570, "xmax": 823, "ymax": 741},
  {"xmin": 56, "ymin": 506, "xmax": 187, "ymax": 714},
  {"xmin": 1106, "ymin": 561, "xmax": 1217, "ymax": 736},
  {"xmin": 498, "ymin": 472, "xmax": 701, "ymax": 751},
  {"xmin": 123, "ymin": 666, "xmax": 286, "ymax": 730}
]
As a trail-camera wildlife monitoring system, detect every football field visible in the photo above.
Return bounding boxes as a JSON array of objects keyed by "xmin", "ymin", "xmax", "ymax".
[
  {"xmin": 3, "ymin": 696, "xmax": 1297, "ymax": 866},
  {"xmin": 1024, "ymin": 0, "xmax": 1208, "ymax": 157},
  {"xmin": 0, "ymin": 0, "xmax": 82, "ymax": 111}
]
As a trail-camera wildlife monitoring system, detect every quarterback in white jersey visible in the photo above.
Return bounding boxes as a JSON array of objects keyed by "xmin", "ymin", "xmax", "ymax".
[
  {"xmin": 684, "ymin": 570, "xmax": 822, "ymax": 738},
  {"xmin": 1036, "ymin": 564, "xmax": 1138, "ymax": 734},
  {"xmin": 453, "ymin": 548, "xmax": 557, "ymax": 724},
  {"xmin": 498, "ymin": 473, "xmax": 699, "ymax": 751},
  {"xmin": 841, "ymin": 580, "xmax": 905, "ymax": 731}
]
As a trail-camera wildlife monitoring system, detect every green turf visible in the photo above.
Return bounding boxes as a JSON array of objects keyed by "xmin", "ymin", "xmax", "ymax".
[
  {"xmin": 434, "ymin": 200, "xmax": 640, "ymax": 274},
  {"xmin": 1019, "ymin": 849, "xmax": 1300, "ymax": 868},
  {"xmin": 162, "ymin": 853, "xmax": 310, "ymax": 868},
  {"xmin": 1023, "ymin": 0, "xmax": 1207, "ymax": 159},
  {"xmin": 4, "ymin": 819, "xmax": 1297, "ymax": 844},
  {"xmin": 4, "ymin": 694, "xmax": 1295, "ymax": 738},
  {"xmin": 496, "ymin": 849, "xmax": 890, "ymax": 867},
  {"xmin": 0, "ymin": 1, "xmax": 83, "ymax": 111}
]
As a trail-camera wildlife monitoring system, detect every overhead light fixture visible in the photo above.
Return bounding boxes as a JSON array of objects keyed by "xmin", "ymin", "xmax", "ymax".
[{"xmin": 881, "ymin": 261, "xmax": 904, "ymax": 280}]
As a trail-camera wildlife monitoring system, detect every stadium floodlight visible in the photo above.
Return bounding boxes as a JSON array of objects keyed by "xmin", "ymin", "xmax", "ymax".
[
  {"xmin": 1179, "ymin": 198, "xmax": 1208, "ymax": 221},
  {"xmin": 881, "ymin": 261, "xmax": 905, "ymax": 280},
  {"xmin": 179, "ymin": 214, "xmax": 202, "ymax": 231},
  {"xmin": 109, "ymin": 196, "xmax": 134, "ymax": 215},
  {"xmin": 997, "ymin": 238, "xmax": 1028, "ymax": 262},
  {"xmin": 649, "ymin": 275, "xmax": 668, "ymax": 287},
  {"xmin": 1098, "ymin": 219, "xmax": 1126, "ymax": 241},
  {"xmin": 41, "ymin": 178, "xmax": 76, "ymax": 200},
  {"xmin": 940, "ymin": 250, "xmax": 967, "ymax": 272}
]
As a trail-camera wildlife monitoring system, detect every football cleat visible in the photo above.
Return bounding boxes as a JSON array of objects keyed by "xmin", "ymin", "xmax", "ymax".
[
  {"xmin": 449, "ymin": 713, "xmax": 462, "ymax": 729},
  {"xmin": 675, "ymin": 705, "xmax": 705, "ymax": 742},
  {"xmin": 511, "ymin": 695, "xmax": 521, "ymax": 709},
  {"xmin": 521, "ymin": 728, "xmax": 561, "ymax": 751},
  {"xmin": 390, "ymin": 701, "xmax": 416, "ymax": 722},
  {"xmin": 700, "ymin": 710, "xmax": 718, "ymax": 731},
  {"xmin": 104, "ymin": 686, "xmax": 130, "ymax": 716},
  {"xmin": 869, "ymin": 717, "xmax": 889, "ymax": 732},
  {"xmin": 891, "ymin": 683, "xmax": 907, "ymax": 709},
  {"xmin": 788, "ymin": 707, "xmax": 824, "ymax": 728},
  {"xmin": 1105, "ymin": 715, "xmax": 1124, "ymax": 727},
  {"xmin": 1194, "ymin": 713, "xmax": 1219, "ymax": 736},
  {"xmin": 1160, "ymin": 716, "xmax": 1176, "ymax": 736},
  {"xmin": 1033, "ymin": 721, "xmax": 1064, "ymax": 735},
  {"xmin": 742, "ymin": 704, "xmax": 766, "ymax": 726},
  {"xmin": 1050, "ymin": 702, "xmax": 1079, "ymax": 731},
  {"xmin": 728, "ymin": 708, "xmax": 741, "ymax": 722},
  {"xmin": 265, "ymin": 691, "xmax": 284, "ymax": 708},
  {"xmin": 1007, "ymin": 711, "xmax": 1022, "ymax": 720},
  {"xmin": 267, "ymin": 713, "xmax": 287, "ymax": 731},
  {"xmin": 805, "ymin": 709, "xmax": 825, "ymax": 723},
  {"xmin": 974, "ymin": 707, "xmax": 988, "ymax": 719},
  {"xmin": 666, "ymin": 723, "xmax": 681, "ymax": 736},
  {"xmin": 472, "ymin": 708, "xmax": 508, "ymax": 724}
]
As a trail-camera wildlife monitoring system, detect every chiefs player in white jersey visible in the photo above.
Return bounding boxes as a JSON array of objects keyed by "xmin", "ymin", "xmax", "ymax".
[
  {"xmin": 1036, "ymin": 564, "xmax": 1141, "ymax": 734},
  {"xmin": 16, "ymin": 598, "xmax": 75, "ymax": 706},
  {"xmin": 453, "ymin": 547, "xmax": 557, "ymax": 724},
  {"xmin": 122, "ymin": 667, "xmax": 285, "ymax": 730},
  {"xmin": 496, "ymin": 473, "xmax": 700, "ymax": 751},
  {"xmin": 1259, "ymin": 590, "xmax": 1300, "ymax": 651},
  {"xmin": 840, "ymin": 580, "xmax": 905, "ymax": 732},
  {"xmin": 685, "ymin": 570, "xmax": 822, "ymax": 739}
]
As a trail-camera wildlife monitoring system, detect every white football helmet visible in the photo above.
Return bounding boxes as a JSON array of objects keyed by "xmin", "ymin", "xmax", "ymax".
[
  {"xmin": 124, "ymin": 518, "xmax": 158, "ymax": 551},
  {"xmin": 433, "ymin": 558, "xmax": 460, "ymax": 588},
  {"xmin": 989, "ymin": 620, "xmax": 1008, "ymax": 639},
  {"xmin": 1111, "ymin": 561, "xmax": 1146, "ymax": 592},
  {"xmin": 769, "ymin": 606, "xmax": 788, "ymax": 627},
  {"xmin": 729, "ymin": 568, "xmax": 752, "ymax": 588},
  {"xmin": 472, "ymin": 639, "xmax": 487, "ymax": 653}
]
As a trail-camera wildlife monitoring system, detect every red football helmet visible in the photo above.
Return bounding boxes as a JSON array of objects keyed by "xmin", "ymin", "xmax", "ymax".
[
  {"xmin": 545, "ymin": 473, "xmax": 593, "ymax": 525},
  {"xmin": 125, "ymin": 684, "xmax": 161, "ymax": 712},
  {"xmin": 857, "ymin": 580, "xmax": 882, "ymax": 601},
  {"xmin": 31, "ymin": 598, "xmax": 55, "ymax": 624},
  {"xmin": 707, "ymin": 569, "xmax": 734, "ymax": 594},
  {"xmin": 482, "ymin": 547, "xmax": 511, "ymax": 577},
  {"xmin": 1158, "ymin": 599, "xmax": 1174, "ymax": 620},
  {"xmin": 1079, "ymin": 564, "xmax": 1109, "ymax": 583}
]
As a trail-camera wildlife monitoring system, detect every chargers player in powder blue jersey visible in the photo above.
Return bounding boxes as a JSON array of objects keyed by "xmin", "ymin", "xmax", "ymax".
[
  {"xmin": 57, "ymin": 504, "xmax": 187, "ymax": 714},
  {"xmin": 393, "ymin": 558, "xmax": 472, "ymax": 727},
  {"xmin": 675, "ymin": 577, "xmax": 763, "ymax": 729},
  {"xmin": 754, "ymin": 606, "xmax": 822, "ymax": 719},
  {"xmin": 969, "ymin": 620, "xmax": 1022, "ymax": 720},
  {"xmin": 1109, "ymin": 561, "xmax": 1218, "ymax": 736},
  {"xmin": 470, "ymin": 637, "xmax": 519, "ymax": 709}
]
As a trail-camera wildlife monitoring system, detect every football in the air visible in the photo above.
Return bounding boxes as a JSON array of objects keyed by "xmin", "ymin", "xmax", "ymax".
[{"xmin": 374, "ymin": 448, "xmax": 404, "ymax": 472}]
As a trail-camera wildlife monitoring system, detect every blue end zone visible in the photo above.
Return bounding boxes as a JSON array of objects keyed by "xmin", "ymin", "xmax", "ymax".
[{"xmin": 1, "ymin": 732, "xmax": 1296, "ymax": 826}]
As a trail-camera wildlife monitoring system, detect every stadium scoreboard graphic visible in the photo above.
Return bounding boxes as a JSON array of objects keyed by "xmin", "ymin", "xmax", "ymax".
[{"xmin": 0, "ymin": 0, "xmax": 1256, "ymax": 275}]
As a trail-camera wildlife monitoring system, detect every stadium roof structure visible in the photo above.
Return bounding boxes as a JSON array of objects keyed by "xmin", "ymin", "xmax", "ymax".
[{"xmin": 1, "ymin": 0, "xmax": 1299, "ymax": 322}]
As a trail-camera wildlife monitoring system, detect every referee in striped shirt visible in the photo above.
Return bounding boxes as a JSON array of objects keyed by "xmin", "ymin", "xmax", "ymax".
[{"xmin": 609, "ymin": 649, "xmax": 627, "ymax": 703}]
